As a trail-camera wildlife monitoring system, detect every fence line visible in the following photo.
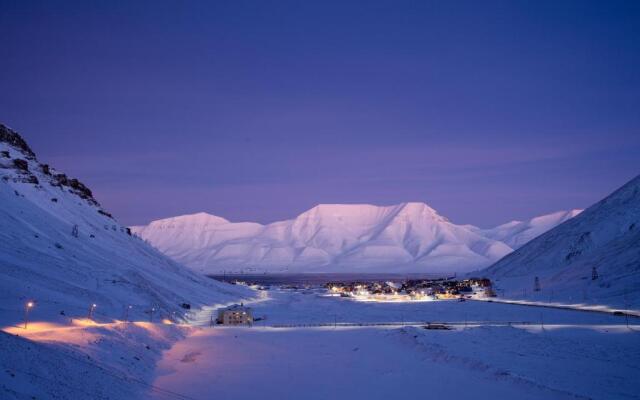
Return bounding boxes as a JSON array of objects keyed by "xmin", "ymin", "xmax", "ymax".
[{"xmin": 265, "ymin": 321, "xmax": 537, "ymax": 328}]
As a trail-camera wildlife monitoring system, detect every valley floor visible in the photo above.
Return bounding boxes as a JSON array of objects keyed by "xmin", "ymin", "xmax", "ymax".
[{"xmin": 152, "ymin": 289, "xmax": 640, "ymax": 400}]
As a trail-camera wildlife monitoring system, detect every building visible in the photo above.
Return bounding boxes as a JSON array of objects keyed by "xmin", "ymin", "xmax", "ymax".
[{"xmin": 217, "ymin": 304, "xmax": 253, "ymax": 325}]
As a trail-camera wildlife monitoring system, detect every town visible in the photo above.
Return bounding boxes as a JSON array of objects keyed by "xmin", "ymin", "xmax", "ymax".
[{"xmin": 325, "ymin": 277, "xmax": 496, "ymax": 302}]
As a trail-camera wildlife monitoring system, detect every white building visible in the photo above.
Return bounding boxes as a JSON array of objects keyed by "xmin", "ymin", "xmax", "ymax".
[{"xmin": 217, "ymin": 304, "xmax": 253, "ymax": 325}]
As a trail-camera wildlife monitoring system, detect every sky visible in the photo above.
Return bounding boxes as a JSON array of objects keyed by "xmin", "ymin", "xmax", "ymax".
[{"xmin": 1, "ymin": 0, "xmax": 639, "ymax": 227}]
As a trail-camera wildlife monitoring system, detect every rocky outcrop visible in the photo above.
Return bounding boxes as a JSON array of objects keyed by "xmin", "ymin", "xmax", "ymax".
[
  {"xmin": 1, "ymin": 123, "xmax": 104, "ymax": 211},
  {"xmin": 0, "ymin": 124, "xmax": 36, "ymax": 158}
]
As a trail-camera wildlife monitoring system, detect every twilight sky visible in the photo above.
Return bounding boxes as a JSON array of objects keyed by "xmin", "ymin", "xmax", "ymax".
[{"xmin": 1, "ymin": 0, "xmax": 639, "ymax": 227}]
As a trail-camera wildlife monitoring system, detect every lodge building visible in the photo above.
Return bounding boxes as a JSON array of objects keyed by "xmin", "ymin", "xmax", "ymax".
[{"xmin": 217, "ymin": 304, "xmax": 253, "ymax": 325}]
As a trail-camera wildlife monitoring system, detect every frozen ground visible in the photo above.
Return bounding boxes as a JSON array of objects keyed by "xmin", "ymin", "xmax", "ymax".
[
  {"xmin": 194, "ymin": 288, "xmax": 632, "ymax": 326},
  {"xmin": 154, "ymin": 289, "xmax": 640, "ymax": 400}
]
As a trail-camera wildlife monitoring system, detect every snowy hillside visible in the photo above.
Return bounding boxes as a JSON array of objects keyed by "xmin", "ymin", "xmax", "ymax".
[
  {"xmin": 472, "ymin": 209, "xmax": 582, "ymax": 249},
  {"xmin": 0, "ymin": 123, "xmax": 251, "ymax": 328},
  {"xmin": 481, "ymin": 175, "xmax": 640, "ymax": 308},
  {"xmin": 131, "ymin": 203, "xmax": 576, "ymax": 275}
]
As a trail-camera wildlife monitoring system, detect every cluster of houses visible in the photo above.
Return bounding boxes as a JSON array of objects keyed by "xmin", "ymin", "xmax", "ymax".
[
  {"xmin": 211, "ymin": 278, "xmax": 497, "ymax": 326},
  {"xmin": 325, "ymin": 277, "xmax": 495, "ymax": 301}
]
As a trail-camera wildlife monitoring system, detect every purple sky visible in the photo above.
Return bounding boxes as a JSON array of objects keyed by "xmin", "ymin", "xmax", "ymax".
[{"xmin": 1, "ymin": 0, "xmax": 639, "ymax": 227}]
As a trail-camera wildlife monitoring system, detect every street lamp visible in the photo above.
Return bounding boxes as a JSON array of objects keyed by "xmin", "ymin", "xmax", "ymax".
[
  {"xmin": 88, "ymin": 303, "xmax": 97, "ymax": 320},
  {"xmin": 150, "ymin": 307, "xmax": 156, "ymax": 322},
  {"xmin": 124, "ymin": 305, "xmax": 132, "ymax": 322},
  {"xmin": 24, "ymin": 301, "xmax": 34, "ymax": 329}
]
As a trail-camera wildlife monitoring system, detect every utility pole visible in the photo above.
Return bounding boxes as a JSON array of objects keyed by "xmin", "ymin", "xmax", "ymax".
[
  {"xmin": 124, "ymin": 305, "xmax": 132, "ymax": 322},
  {"xmin": 88, "ymin": 303, "xmax": 96, "ymax": 320},
  {"xmin": 626, "ymin": 312, "xmax": 630, "ymax": 330},
  {"xmin": 24, "ymin": 302, "xmax": 34, "ymax": 329}
]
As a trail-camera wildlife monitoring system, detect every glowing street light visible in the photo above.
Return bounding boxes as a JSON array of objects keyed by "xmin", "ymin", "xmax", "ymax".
[
  {"xmin": 87, "ymin": 303, "xmax": 97, "ymax": 320},
  {"xmin": 124, "ymin": 305, "xmax": 132, "ymax": 322},
  {"xmin": 150, "ymin": 307, "xmax": 156, "ymax": 322},
  {"xmin": 24, "ymin": 301, "xmax": 34, "ymax": 329}
]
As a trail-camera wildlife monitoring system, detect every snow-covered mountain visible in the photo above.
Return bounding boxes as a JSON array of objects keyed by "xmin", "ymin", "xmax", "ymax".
[
  {"xmin": 0, "ymin": 123, "xmax": 251, "ymax": 326},
  {"xmin": 481, "ymin": 175, "xmax": 640, "ymax": 308},
  {"xmin": 132, "ymin": 204, "xmax": 578, "ymax": 275},
  {"xmin": 471, "ymin": 209, "xmax": 582, "ymax": 249}
]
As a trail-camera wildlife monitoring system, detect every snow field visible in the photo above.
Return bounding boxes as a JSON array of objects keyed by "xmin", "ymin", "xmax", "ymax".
[{"xmin": 152, "ymin": 290, "xmax": 640, "ymax": 400}]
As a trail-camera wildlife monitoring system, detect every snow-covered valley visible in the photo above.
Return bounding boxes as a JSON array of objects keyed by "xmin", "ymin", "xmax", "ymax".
[
  {"xmin": 1, "ymin": 123, "xmax": 638, "ymax": 400},
  {"xmin": 153, "ymin": 289, "xmax": 640, "ymax": 400}
]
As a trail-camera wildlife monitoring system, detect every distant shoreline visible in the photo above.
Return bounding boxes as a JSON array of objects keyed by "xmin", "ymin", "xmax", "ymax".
[{"xmin": 208, "ymin": 272, "xmax": 454, "ymax": 285}]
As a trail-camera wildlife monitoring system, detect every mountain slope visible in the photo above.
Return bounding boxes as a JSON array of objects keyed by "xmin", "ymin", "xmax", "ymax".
[
  {"xmin": 473, "ymin": 209, "xmax": 583, "ymax": 249},
  {"xmin": 133, "ymin": 203, "xmax": 519, "ymax": 274},
  {"xmin": 481, "ymin": 175, "xmax": 640, "ymax": 308},
  {"xmin": 0, "ymin": 124, "xmax": 251, "ymax": 328}
]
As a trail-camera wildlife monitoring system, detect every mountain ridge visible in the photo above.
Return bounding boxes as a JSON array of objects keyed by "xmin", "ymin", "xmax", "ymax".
[
  {"xmin": 0, "ymin": 123, "xmax": 251, "ymax": 325},
  {"xmin": 132, "ymin": 202, "xmax": 580, "ymax": 274},
  {"xmin": 480, "ymin": 174, "xmax": 640, "ymax": 308}
]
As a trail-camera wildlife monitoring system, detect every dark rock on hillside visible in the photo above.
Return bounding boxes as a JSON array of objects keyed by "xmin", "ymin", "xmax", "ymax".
[
  {"xmin": 13, "ymin": 159, "xmax": 29, "ymax": 172},
  {"xmin": 98, "ymin": 209, "xmax": 113, "ymax": 219},
  {"xmin": 0, "ymin": 124, "xmax": 36, "ymax": 158},
  {"xmin": 51, "ymin": 173, "xmax": 99, "ymax": 206},
  {"xmin": 1, "ymin": 123, "xmax": 100, "ymax": 208}
]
